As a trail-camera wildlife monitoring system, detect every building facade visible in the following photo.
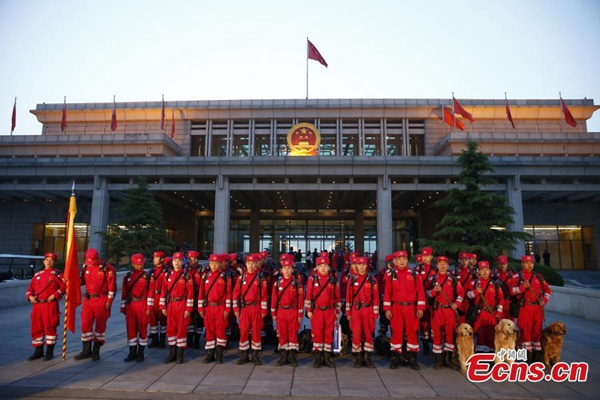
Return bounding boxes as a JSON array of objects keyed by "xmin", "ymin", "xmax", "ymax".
[{"xmin": 1, "ymin": 98, "xmax": 599, "ymax": 270}]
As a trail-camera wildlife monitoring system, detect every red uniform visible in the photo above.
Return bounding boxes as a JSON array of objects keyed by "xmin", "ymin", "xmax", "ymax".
[
  {"xmin": 509, "ymin": 270, "xmax": 551, "ymax": 352},
  {"xmin": 26, "ymin": 268, "xmax": 66, "ymax": 347},
  {"xmin": 160, "ymin": 269, "xmax": 194, "ymax": 348},
  {"xmin": 80, "ymin": 261, "xmax": 117, "ymax": 345},
  {"xmin": 416, "ymin": 262, "xmax": 436, "ymax": 343},
  {"xmin": 148, "ymin": 264, "xmax": 168, "ymax": 341},
  {"xmin": 233, "ymin": 270, "xmax": 268, "ymax": 351},
  {"xmin": 454, "ymin": 265, "xmax": 474, "ymax": 325},
  {"xmin": 383, "ymin": 267, "xmax": 426, "ymax": 354},
  {"xmin": 346, "ymin": 273, "xmax": 379, "ymax": 353},
  {"xmin": 493, "ymin": 269, "xmax": 513, "ymax": 320},
  {"xmin": 120, "ymin": 270, "xmax": 152, "ymax": 347},
  {"xmin": 198, "ymin": 269, "xmax": 232, "ymax": 350},
  {"xmin": 271, "ymin": 275, "xmax": 304, "ymax": 351},
  {"xmin": 305, "ymin": 272, "xmax": 341, "ymax": 353},
  {"xmin": 425, "ymin": 272, "xmax": 464, "ymax": 354},
  {"xmin": 465, "ymin": 276, "xmax": 504, "ymax": 349}
]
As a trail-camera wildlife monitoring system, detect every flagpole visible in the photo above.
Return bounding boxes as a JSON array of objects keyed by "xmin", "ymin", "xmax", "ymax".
[
  {"xmin": 505, "ymin": 92, "xmax": 508, "ymax": 130},
  {"xmin": 559, "ymin": 91, "xmax": 563, "ymax": 132},
  {"xmin": 62, "ymin": 181, "xmax": 76, "ymax": 361},
  {"xmin": 451, "ymin": 92, "xmax": 456, "ymax": 131},
  {"xmin": 306, "ymin": 37, "xmax": 309, "ymax": 100},
  {"xmin": 11, "ymin": 97, "xmax": 16, "ymax": 136}
]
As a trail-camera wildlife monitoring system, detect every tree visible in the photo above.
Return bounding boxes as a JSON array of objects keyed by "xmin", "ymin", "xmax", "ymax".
[
  {"xmin": 419, "ymin": 140, "xmax": 530, "ymax": 260},
  {"xmin": 100, "ymin": 177, "xmax": 173, "ymax": 266}
]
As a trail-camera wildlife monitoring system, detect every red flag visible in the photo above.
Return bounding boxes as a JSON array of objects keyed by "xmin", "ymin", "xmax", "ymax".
[
  {"xmin": 110, "ymin": 99, "xmax": 117, "ymax": 131},
  {"xmin": 307, "ymin": 39, "xmax": 328, "ymax": 68},
  {"xmin": 160, "ymin": 95, "xmax": 165, "ymax": 131},
  {"xmin": 170, "ymin": 108, "xmax": 175, "ymax": 138},
  {"xmin": 453, "ymin": 98, "xmax": 474, "ymax": 122},
  {"xmin": 505, "ymin": 98, "xmax": 515, "ymax": 129},
  {"xmin": 11, "ymin": 99, "xmax": 16, "ymax": 133},
  {"xmin": 442, "ymin": 107, "xmax": 465, "ymax": 131},
  {"xmin": 61, "ymin": 98, "xmax": 67, "ymax": 132},
  {"xmin": 561, "ymin": 98, "xmax": 577, "ymax": 127},
  {"xmin": 63, "ymin": 193, "xmax": 81, "ymax": 333}
]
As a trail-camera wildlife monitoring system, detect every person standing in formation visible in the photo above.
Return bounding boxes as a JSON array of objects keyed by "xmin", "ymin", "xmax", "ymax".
[{"xmin": 26, "ymin": 252, "xmax": 66, "ymax": 361}]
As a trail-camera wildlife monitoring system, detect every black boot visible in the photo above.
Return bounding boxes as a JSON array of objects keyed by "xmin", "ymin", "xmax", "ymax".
[
  {"xmin": 275, "ymin": 349, "xmax": 287, "ymax": 366},
  {"xmin": 324, "ymin": 351, "xmax": 335, "ymax": 368},
  {"xmin": 421, "ymin": 339, "xmax": 430, "ymax": 356},
  {"xmin": 74, "ymin": 341, "xmax": 92, "ymax": 360},
  {"xmin": 434, "ymin": 353, "xmax": 443, "ymax": 369},
  {"xmin": 390, "ymin": 352, "xmax": 400, "ymax": 369},
  {"xmin": 237, "ymin": 350, "xmax": 250, "ymax": 365},
  {"xmin": 193, "ymin": 333, "xmax": 201, "ymax": 349},
  {"xmin": 444, "ymin": 351, "xmax": 459, "ymax": 370},
  {"xmin": 364, "ymin": 351, "xmax": 375, "ymax": 369},
  {"xmin": 408, "ymin": 352, "xmax": 420, "ymax": 370},
  {"xmin": 289, "ymin": 350, "xmax": 298, "ymax": 367},
  {"xmin": 137, "ymin": 345, "xmax": 145, "ymax": 362},
  {"xmin": 215, "ymin": 346, "xmax": 224, "ymax": 364},
  {"xmin": 163, "ymin": 345, "xmax": 177, "ymax": 363},
  {"xmin": 124, "ymin": 346, "xmax": 137, "ymax": 362},
  {"xmin": 533, "ymin": 350, "xmax": 543, "ymax": 364},
  {"xmin": 176, "ymin": 347, "xmax": 184, "ymax": 364},
  {"xmin": 91, "ymin": 342, "xmax": 101, "ymax": 361},
  {"xmin": 28, "ymin": 345, "xmax": 44, "ymax": 361},
  {"xmin": 527, "ymin": 351, "xmax": 533, "ymax": 364},
  {"xmin": 148, "ymin": 333, "xmax": 158, "ymax": 349},
  {"xmin": 158, "ymin": 332, "xmax": 166, "ymax": 349},
  {"xmin": 187, "ymin": 332, "xmax": 193, "ymax": 348},
  {"xmin": 203, "ymin": 349, "xmax": 215, "ymax": 364},
  {"xmin": 313, "ymin": 351, "xmax": 322, "ymax": 368},
  {"xmin": 253, "ymin": 349, "xmax": 262, "ymax": 366},
  {"xmin": 43, "ymin": 344, "xmax": 55, "ymax": 361},
  {"xmin": 353, "ymin": 352, "xmax": 363, "ymax": 368}
]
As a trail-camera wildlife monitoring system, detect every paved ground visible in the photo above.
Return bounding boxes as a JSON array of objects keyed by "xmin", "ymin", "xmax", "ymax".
[{"xmin": 0, "ymin": 299, "xmax": 598, "ymax": 399}]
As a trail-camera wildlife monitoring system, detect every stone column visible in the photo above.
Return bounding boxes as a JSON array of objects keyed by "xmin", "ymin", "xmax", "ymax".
[
  {"xmin": 89, "ymin": 176, "xmax": 110, "ymax": 254},
  {"xmin": 376, "ymin": 176, "xmax": 393, "ymax": 270},
  {"xmin": 213, "ymin": 176, "xmax": 230, "ymax": 253},
  {"xmin": 354, "ymin": 210, "xmax": 365, "ymax": 254},
  {"xmin": 506, "ymin": 175, "xmax": 526, "ymax": 258},
  {"xmin": 250, "ymin": 208, "xmax": 260, "ymax": 253}
]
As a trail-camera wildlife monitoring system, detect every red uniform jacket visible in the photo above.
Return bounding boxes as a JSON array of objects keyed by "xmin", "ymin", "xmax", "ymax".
[
  {"xmin": 345, "ymin": 273, "xmax": 380, "ymax": 318},
  {"xmin": 270, "ymin": 275, "xmax": 304, "ymax": 319},
  {"xmin": 425, "ymin": 272, "xmax": 464, "ymax": 307},
  {"xmin": 120, "ymin": 269, "xmax": 152, "ymax": 313},
  {"xmin": 27, "ymin": 268, "xmax": 66, "ymax": 302},
  {"xmin": 159, "ymin": 269, "xmax": 194, "ymax": 312},
  {"xmin": 233, "ymin": 270, "xmax": 268, "ymax": 317},
  {"xmin": 508, "ymin": 271, "xmax": 551, "ymax": 305},
  {"xmin": 466, "ymin": 277, "xmax": 504, "ymax": 318},
  {"xmin": 81, "ymin": 262, "xmax": 117, "ymax": 302},
  {"xmin": 304, "ymin": 273, "xmax": 341, "ymax": 314},
  {"xmin": 383, "ymin": 267, "xmax": 426, "ymax": 312},
  {"xmin": 198, "ymin": 269, "xmax": 232, "ymax": 312}
]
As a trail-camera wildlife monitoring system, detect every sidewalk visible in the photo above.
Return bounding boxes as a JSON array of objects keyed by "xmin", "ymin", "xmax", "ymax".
[{"xmin": 0, "ymin": 301, "xmax": 598, "ymax": 400}]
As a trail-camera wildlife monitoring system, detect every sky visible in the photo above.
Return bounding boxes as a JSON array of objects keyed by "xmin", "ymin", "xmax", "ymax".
[{"xmin": 1, "ymin": 0, "xmax": 600, "ymax": 135}]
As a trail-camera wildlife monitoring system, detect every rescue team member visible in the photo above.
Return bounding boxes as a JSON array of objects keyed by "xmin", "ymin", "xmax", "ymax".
[
  {"xmin": 148, "ymin": 251, "xmax": 168, "ymax": 349},
  {"xmin": 271, "ymin": 257, "xmax": 304, "ymax": 367},
  {"xmin": 384, "ymin": 250, "xmax": 426, "ymax": 370},
  {"xmin": 26, "ymin": 252, "xmax": 66, "ymax": 361},
  {"xmin": 416, "ymin": 247, "xmax": 436, "ymax": 356},
  {"xmin": 198, "ymin": 254, "xmax": 232, "ymax": 364},
  {"xmin": 233, "ymin": 254, "xmax": 268, "ymax": 365},
  {"xmin": 493, "ymin": 255, "xmax": 513, "ymax": 320},
  {"xmin": 186, "ymin": 250, "xmax": 204, "ymax": 349},
  {"xmin": 454, "ymin": 252, "xmax": 474, "ymax": 325},
  {"xmin": 305, "ymin": 256, "xmax": 341, "ymax": 368},
  {"xmin": 425, "ymin": 256, "xmax": 463, "ymax": 370},
  {"xmin": 466, "ymin": 261, "xmax": 504, "ymax": 352},
  {"xmin": 160, "ymin": 252, "xmax": 194, "ymax": 364},
  {"xmin": 509, "ymin": 255, "xmax": 552, "ymax": 363},
  {"xmin": 120, "ymin": 253, "xmax": 152, "ymax": 363},
  {"xmin": 74, "ymin": 248, "xmax": 117, "ymax": 361},
  {"xmin": 345, "ymin": 256, "xmax": 379, "ymax": 369}
]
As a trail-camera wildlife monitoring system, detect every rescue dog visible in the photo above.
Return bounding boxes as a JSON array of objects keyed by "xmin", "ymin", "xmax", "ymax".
[
  {"xmin": 456, "ymin": 323, "xmax": 475, "ymax": 374},
  {"xmin": 374, "ymin": 334, "xmax": 391, "ymax": 359},
  {"xmin": 494, "ymin": 318, "xmax": 518, "ymax": 365},
  {"xmin": 297, "ymin": 329, "xmax": 312, "ymax": 353},
  {"xmin": 541, "ymin": 321, "xmax": 567, "ymax": 368}
]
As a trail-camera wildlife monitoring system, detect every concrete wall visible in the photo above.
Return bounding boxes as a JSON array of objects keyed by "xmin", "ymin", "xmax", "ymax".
[{"xmin": 545, "ymin": 285, "xmax": 600, "ymax": 321}]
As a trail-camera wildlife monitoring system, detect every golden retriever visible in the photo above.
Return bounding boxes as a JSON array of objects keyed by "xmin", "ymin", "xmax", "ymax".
[
  {"xmin": 542, "ymin": 321, "xmax": 567, "ymax": 368},
  {"xmin": 494, "ymin": 319, "xmax": 518, "ymax": 365},
  {"xmin": 456, "ymin": 323, "xmax": 474, "ymax": 374}
]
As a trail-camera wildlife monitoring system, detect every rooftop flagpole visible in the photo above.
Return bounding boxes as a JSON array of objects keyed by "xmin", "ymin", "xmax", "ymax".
[{"xmin": 306, "ymin": 37, "xmax": 309, "ymax": 99}]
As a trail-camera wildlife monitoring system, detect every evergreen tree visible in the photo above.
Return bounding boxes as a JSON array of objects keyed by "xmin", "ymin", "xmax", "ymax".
[
  {"xmin": 101, "ymin": 177, "xmax": 173, "ymax": 265},
  {"xmin": 419, "ymin": 140, "xmax": 530, "ymax": 260}
]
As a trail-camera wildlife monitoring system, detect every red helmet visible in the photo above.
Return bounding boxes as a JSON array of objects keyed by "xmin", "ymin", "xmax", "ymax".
[{"xmin": 44, "ymin": 252, "xmax": 58, "ymax": 261}]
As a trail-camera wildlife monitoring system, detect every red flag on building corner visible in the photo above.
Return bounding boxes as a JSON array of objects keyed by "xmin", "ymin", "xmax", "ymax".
[
  {"xmin": 161, "ymin": 94, "xmax": 165, "ymax": 131},
  {"xmin": 11, "ymin": 98, "xmax": 16, "ymax": 134},
  {"xmin": 63, "ymin": 190, "xmax": 81, "ymax": 334},
  {"xmin": 442, "ymin": 107, "xmax": 465, "ymax": 131},
  {"xmin": 307, "ymin": 39, "xmax": 328, "ymax": 68},
  {"xmin": 453, "ymin": 97, "xmax": 474, "ymax": 122},
  {"xmin": 560, "ymin": 98, "xmax": 577, "ymax": 127},
  {"xmin": 505, "ymin": 95, "xmax": 515, "ymax": 129},
  {"xmin": 170, "ymin": 108, "xmax": 175, "ymax": 138},
  {"xmin": 61, "ymin": 97, "xmax": 67, "ymax": 132},
  {"xmin": 110, "ymin": 96, "xmax": 117, "ymax": 131}
]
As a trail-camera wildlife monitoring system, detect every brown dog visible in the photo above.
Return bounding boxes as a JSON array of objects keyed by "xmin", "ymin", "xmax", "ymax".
[
  {"xmin": 494, "ymin": 319, "xmax": 518, "ymax": 365},
  {"xmin": 456, "ymin": 323, "xmax": 474, "ymax": 374},
  {"xmin": 542, "ymin": 321, "xmax": 567, "ymax": 368}
]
